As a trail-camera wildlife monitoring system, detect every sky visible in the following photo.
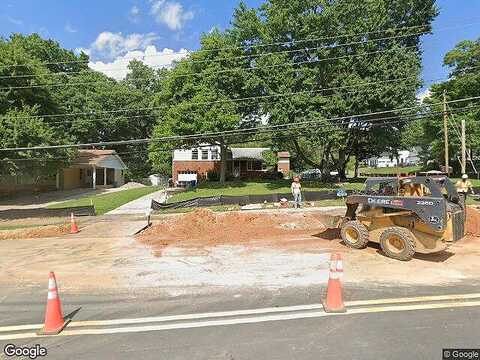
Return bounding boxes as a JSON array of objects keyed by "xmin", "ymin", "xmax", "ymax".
[{"xmin": 1, "ymin": 0, "xmax": 479, "ymax": 91}]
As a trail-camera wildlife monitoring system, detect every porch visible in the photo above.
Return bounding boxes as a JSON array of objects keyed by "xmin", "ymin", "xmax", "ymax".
[{"xmin": 60, "ymin": 150, "xmax": 127, "ymax": 190}]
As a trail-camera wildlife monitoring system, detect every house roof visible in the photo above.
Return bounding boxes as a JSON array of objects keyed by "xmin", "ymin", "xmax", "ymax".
[
  {"xmin": 230, "ymin": 148, "xmax": 270, "ymax": 161},
  {"xmin": 70, "ymin": 150, "xmax": 128, "ymax": 170}
]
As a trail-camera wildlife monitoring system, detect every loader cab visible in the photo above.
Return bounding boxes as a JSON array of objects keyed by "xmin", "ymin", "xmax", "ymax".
[{"xmin": 363, "ymin": 176, "xmax": 460, "ymax": 204}]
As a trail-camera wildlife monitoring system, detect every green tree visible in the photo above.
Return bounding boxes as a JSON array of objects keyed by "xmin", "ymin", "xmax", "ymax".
[
  {"xmin": 404, "ymin": 38, "xmax": 480, "ymax": 172},
  {"xmin": 228, "ymin": 0, "xmax": 437, "ymax": 179},
  {"xmin": 0, "ymin": 34, "xmax": 160, "ymax": 180},
  {"xmin": 0, "ymin": 107, "xmax": 71, "ymax": 178},
  {"xmin": 150, "ymin": 29, "xmax": 259, "ymax": 184}
]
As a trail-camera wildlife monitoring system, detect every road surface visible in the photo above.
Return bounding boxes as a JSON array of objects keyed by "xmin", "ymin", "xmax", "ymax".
[{"xmin": 1, "ymin": 284, "xmax": 479, "ymax": 360}]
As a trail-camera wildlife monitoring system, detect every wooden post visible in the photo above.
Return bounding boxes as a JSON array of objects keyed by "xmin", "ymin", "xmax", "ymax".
[
  {"xmin": 92, "ymin": 166, "xmax": 96, "ymax": 190},
  {"xmin": 104, "ymin": 167, "xmax": 107, "ymax": 186},
  {"xmin": 443, "ymin": 90, "xmax": 449, "ymax": 176},
  {"xmin": 55, "ymin": 170, "xmax": 60, "ymax": 190},
  {"xmin": 461, "ymin": 119, "xmax": 466, "ymax": 174}
]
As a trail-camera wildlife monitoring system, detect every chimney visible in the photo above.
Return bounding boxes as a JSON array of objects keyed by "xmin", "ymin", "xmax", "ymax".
[{"xmin": 277, "ymin": 151, "xmax": 290, "ymax": 175}]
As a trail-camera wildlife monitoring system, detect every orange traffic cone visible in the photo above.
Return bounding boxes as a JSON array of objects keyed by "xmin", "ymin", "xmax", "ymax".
[
  {"xmin": 322, "ymin": 253, "xmax": 346, "ymax": 313},
  {"xmin": 70, "ymin": 213, "xmax": 79, "ymax": 234},
  {"xmin": 37, "ymin": 272, "xmax": 70, "ymax": 335}
]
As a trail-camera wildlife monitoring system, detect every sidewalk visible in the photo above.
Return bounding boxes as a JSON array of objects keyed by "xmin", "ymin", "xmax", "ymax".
[{"xmin": 106, "ymin": 189, "xmax": 167, "ymax": 215}]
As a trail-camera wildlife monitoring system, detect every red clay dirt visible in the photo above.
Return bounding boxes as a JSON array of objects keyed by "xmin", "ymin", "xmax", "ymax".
[
  {"xmin": 0, "ymin": 224, "xmax": 69, "ymax": 241},
  {"xmin": 136, "ymin": 208, "xmax": 342, "ymax": 255},
  {"xmin": 466, "ymin": 207, "xmax": 480, "ymax": 236},
  {"xmin": 137, "ymin": 207, "xmax": 480, "ymax": 254}
]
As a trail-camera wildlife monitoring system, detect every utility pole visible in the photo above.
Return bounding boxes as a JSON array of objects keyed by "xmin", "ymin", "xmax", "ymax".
[
  {"xmin": 443, "ymin": 89, "xmax": 449, "ymax": 176},
  {"xmin": 461, "ymin": 118, "xmax": 466, "ymax": 174}
]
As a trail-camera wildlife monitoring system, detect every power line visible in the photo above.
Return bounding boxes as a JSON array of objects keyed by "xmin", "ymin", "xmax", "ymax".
[
  {"xmin": 2, "ymin": 54, "xmax": 479, "ymax": 122},
  {"xmin": 0, "ymin": 31, "xmax": 429, "ymax": 81},
  {"xmin": 0, "ymin": 45, "xmax": 419, "ymax": 91},
  {"xmin": 2, "ymin": 68, "xmax": 479, "ymax": 131},
  {"xmin": 0, "ymin": 22, "xmax": 435, "ymax": 71},
  {"xmin": 23, "ymin": 74, "xmax": 425, "ymax": 125},
  {"xmin": 3, "ymin": 104, "xmax": 479, "ymax": 163},
  {"xmin": 2, "ymin": 96, "xmax": 480, "ymax": 152},
  {"xmin": 2, "ymin": 17, "xmax": 480, "ymax": 74},
  {"xmin": 0, "ymin": 72, "xmax": 435, "ymax": 121}
]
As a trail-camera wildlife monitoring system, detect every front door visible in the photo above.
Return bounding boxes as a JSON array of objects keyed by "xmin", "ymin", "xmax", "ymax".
[{"xmin": 233, "ymin": 161, "xmax": 241, "ymax": 178}]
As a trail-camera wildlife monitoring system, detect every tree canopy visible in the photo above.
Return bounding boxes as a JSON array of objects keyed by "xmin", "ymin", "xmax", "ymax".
[
  {"xmin": 149, "ymin": 0, "xmax": 438, "ymax": 179},
  {"xmin": 2, "ymin": 1, "xmax": 460, "ymax": 183},
  {"xmin": 0, "ymin": 34, "xmax": 161, "ymax": 179},
  {"xmin": 401, "ymin": 38, "xmax": 480, "ymax": 172}
]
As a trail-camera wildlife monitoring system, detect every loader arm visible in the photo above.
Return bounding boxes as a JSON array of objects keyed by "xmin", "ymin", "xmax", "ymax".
[{"xmin": 346, "ymin": 194, "xmax": 447, "ymax": 231}]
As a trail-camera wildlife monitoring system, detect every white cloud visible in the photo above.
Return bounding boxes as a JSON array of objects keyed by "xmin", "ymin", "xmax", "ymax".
[
  {"xmin": 74, "ymin": 47, "xmax": 91, "ymax": 56},
  {"xmin": 128, "ymin": 5, "xmax": 141, "ymax": 23},
  {"xmin": 65, "ymin": 22, "xmax": 77, "ymax": 33},
  {"xmin": 7, "ymin": 16, "xmax": 22, "ymax": 26},
  {"xmin": 88, "ymin": 45, "xmax": 189, "ymax": 80},
  {"xmin": 88, "ymin": 31, "xmax": 159, "ymax": 60},
  {"xmin": 150, "ymin": 0, "xmax": 194, "ymax": 30},
  {"xmin": 417, "ymin": 88, "xmax": 431, "ymax": 103}
]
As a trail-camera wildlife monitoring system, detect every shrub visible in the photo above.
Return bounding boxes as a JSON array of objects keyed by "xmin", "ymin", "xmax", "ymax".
[{"xmin": 207, "ymin": 170, "xmax": 220, "ymax": 181}]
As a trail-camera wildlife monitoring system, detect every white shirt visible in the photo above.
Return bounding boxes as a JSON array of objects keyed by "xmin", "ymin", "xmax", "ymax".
[{"xmin": 291, "ymin": 182, "xmax": 301, "ymax": 195}]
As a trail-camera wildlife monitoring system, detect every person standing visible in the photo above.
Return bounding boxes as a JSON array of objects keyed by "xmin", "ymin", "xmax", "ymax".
[
  {"xmin": 456, "ymin": 174, "xmax": 475, "ymax": 210},
  {"xmin": 291, "ymin": 176, "xmax": 302, "ymax": 209}
]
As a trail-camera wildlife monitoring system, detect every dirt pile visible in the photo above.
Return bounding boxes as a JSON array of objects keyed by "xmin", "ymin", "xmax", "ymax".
[
  {"xmin": 119, "ymin": 182, "xmax": 146, "ymax": 190},
  {"xmin": 0, "ymin": 224, "xmax": 69, "ymax": 240},
  {"xmin": 137, "ymin": 208, "xmax": 330, "ymax": 250},
  {"xmin": 465, "ymin": 208, "xmax": 480, "ymax": 236}
]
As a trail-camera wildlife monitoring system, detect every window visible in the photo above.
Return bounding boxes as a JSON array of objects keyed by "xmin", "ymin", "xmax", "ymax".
[
  {"xmin": 202, "ymin": 149, "xmax": 209, "ymax": 160},
  {"xmin": 211, "ymin": 148, "xmax": 219, "ymax": 160},
  {"xmin": 247, "ymin": 161, "xmax": 254, "ymax": 171},
  {"xmin": 192, "ymin": 149, "xmax": 198, "ymax": 160}
]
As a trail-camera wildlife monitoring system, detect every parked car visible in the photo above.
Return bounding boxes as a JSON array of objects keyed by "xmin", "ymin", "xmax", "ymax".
[{"xmin": 300, "ymin": 168, "xmax": 322, "ymax": 180}]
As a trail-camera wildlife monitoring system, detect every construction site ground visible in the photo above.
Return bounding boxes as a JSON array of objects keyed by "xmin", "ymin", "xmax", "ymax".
[{"xmin": 2, "ymin": 206, "xmax": 480, "ymax": 297}]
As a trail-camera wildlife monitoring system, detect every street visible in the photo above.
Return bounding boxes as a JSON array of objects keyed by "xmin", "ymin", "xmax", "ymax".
[{"xmin": 1, "ymin": 283, "xmax": 480, "ymax": 359}]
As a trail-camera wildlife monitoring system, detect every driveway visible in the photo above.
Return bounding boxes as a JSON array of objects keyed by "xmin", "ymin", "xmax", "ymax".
[
  {"xmin": 106, "ymin": 189, "xmax": 167, "ymax": 215},
  {"xmin": 0, "ymin": 188, "xmax": 119, "ymax": 211}
]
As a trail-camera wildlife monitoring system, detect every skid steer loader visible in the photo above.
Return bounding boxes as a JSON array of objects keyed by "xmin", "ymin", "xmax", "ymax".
[{"xmin": 338, "ymin": 176, "xmax": 465, "ymax": 261}]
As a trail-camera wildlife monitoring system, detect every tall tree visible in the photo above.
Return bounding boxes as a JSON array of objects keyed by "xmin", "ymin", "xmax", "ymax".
[
  {"xmin": 402, "ymin": 38, "xmax": 480, "ymax": 171},
  {"xmin": 0, "ymin": 34, "xmax": 160, "ymax": 179},
  {"xmin": 228, "ymin": 0, "xmax": 437, "ymax": 178},
  {"xmin": 149, "ymin": 29, "xmax": 260, "ymax": 184}
]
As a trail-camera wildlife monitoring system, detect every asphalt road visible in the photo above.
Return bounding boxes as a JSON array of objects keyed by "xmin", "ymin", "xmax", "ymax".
[{"xmin": 1, "ymin": 283, "xmax": 479, "ymax": 360}]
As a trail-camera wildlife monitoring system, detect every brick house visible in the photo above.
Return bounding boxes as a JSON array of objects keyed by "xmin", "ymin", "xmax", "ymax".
[{"xmin": 172, "ymin": 146, "xmax": 290, "ymax": 186}]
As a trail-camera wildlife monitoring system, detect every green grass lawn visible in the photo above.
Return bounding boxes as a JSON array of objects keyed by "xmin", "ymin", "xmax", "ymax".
[
  {"xmin": 168, "ymin": 180, "xmax": 364, "ymax": 203},
  {"xmin": 48, "ymin": 186, "xmax": 161, "ymax": 215},
  {"xmin": 358, "ymin": 166, "xmax": 421, "ymax": 175}
]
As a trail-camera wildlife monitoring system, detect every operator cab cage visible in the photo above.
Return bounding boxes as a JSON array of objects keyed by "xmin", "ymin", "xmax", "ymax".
[
  {"xmin": 346, "ymin": 176, "xmax": 461, "ymax": 232},
  {"xmin": 363, "ymin": 176, "xmax": 460, "ymax": 204}
]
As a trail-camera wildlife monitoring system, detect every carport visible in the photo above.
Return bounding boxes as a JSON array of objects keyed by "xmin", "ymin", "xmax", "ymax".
[{"xmin": 60, "ymin": 150, "xmax": 128, "ymax": 190}]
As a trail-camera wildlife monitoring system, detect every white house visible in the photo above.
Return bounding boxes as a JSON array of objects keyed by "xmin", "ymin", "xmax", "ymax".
[{"xmin": 366, "ymin": 149, "xmax": 420, "ymax": 168}]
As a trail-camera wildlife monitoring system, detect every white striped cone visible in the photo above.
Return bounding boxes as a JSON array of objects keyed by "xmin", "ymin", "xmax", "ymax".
[
  {"xmin": 48, "ymin": 277, "xmax": 58, "ymax": 300},
  {"xmin": 323, "ymin": 253, "xmax": 346, "ymax": 313},
  {"xmin": 336, "ymin": 255, "xmax": 344, "ymax": 279}
]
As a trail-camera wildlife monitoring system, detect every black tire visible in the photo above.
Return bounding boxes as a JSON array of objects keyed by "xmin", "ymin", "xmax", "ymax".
[
  {"xmin": 379, "ymin": 227, "xmax": 416, "ymax": 261},
  {"xmin": 341, "ymin": 220, "xmax": 369, "ymax": 249}
]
